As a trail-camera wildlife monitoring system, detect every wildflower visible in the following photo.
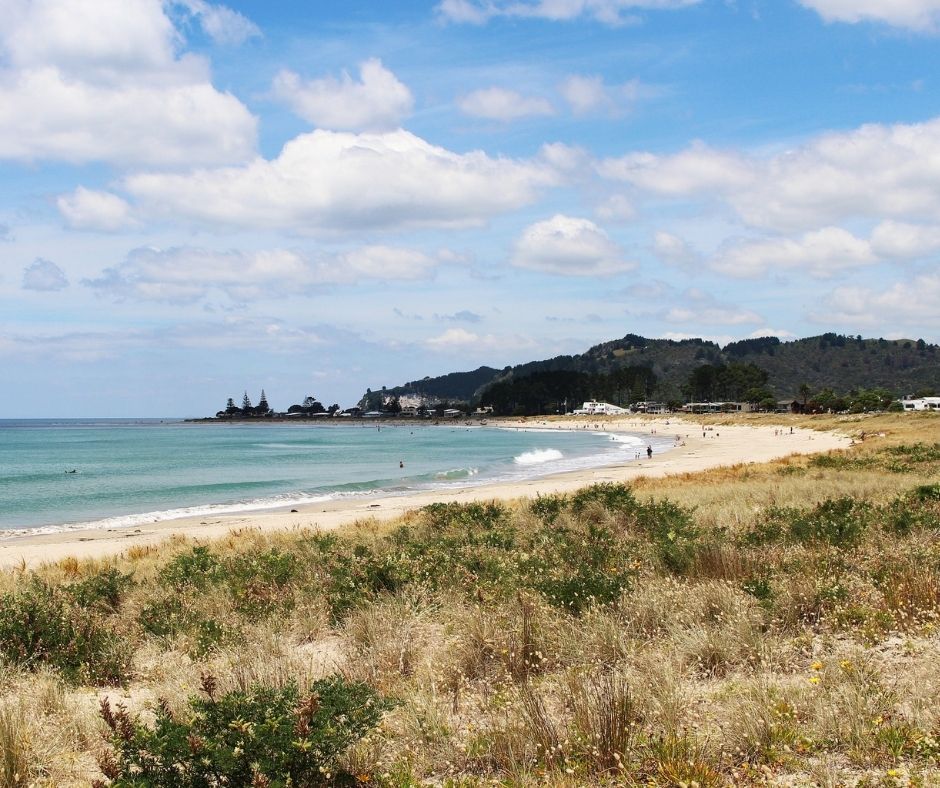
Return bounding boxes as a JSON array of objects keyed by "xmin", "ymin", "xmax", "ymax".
[
  {"xmin": 808, "ymin": 676, "xmax": 820, "ymax": 685},
  {"xmin": 811, "ymin": 660, "xmax": 824, "ymax": 671}
]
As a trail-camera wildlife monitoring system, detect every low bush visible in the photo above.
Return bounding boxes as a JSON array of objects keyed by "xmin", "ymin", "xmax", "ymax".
[
  {"xmin": 68, "ymin": 566, "xmax": 135, "ymax": 612},
  {"xmin": 159, "ymin": 545, "xmax": 224, "ymax": 590},
  {"xmin": 97, "ymin": 673, "xmax": 392, "ymax": 787},
  {"xmin": 0, "ymin": 578, "xmax": 131, "ymax": 684},
  {"xmin": 570, "ymin": 483, "xmax": 638, "ymax": 515}
]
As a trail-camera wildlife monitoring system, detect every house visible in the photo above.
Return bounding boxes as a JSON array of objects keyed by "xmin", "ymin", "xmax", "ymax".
[
  {"xmin": 776, "ymin": 400, "xmax": 802, "ymax": 414},
  {"xmin": 571, "ymin": 400, "xmax": 629, "ymax": 415},
  {"xmin": 900, "ymin": 397, "xmax": 940, "ymax": 411},
  {"xmin": 636, "ymin": 401, "xmax": 667, "ymax": 414},
  {"xmin": 682, "ymin": 402, "xmax": 723, "ymax": 414}
]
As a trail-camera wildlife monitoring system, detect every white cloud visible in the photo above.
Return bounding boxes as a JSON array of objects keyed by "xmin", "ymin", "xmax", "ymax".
[
  {"xmin": 424, "ymin": 327, "xmax": 534, "ymax": 352},
  {"xmin": 652, "ymin": 231, "xmax": 698, "ymax": 266},
  {"xmin": 175, "ymin": 0, "xmax": 261, "ymax": 45},
  {"xmin": 798, "ymin": 0, "xmax": 940, "ymax": 32},
  {"xmin": 599, "ymin": 141, "xmax": 753, "ymax": 196},
  {"xmin": 0, "ymin": 0, "xmax": 256, "ymax": 167},
  {"xmin": 437, "ymin": 0, "xmax": 702, "ymax": 26},
  {"xmin": 869, "ymin": 220, "xmax": 940, "ymax": 259},
  {"xmin": 83, "ymin": 244, "xmax": 441, "ymax": 303},
  {"xmin": 748, "ymin": 328, "xmax": 796, "ymax": 339},
  {"xmin": 22, "ymin": 258, "xmax": 68, "ymax": 291},
  {"xmin": 458, "ymin": 87, "xmax": 554, "ymax": 120},
  {"xmin": 662, "ymin": 289, "xmax": 761, "ymax": 325},
  {"xmin": 704, "ymin": 220, "xmax": 940, "ymax": 280},
  {"xmin": 122, "ymin": 129, "xmax": 556, "ymax": 233},
  {"xmin": 824, "ymin": 274, "xmax": 940, "ymax": 327},
  {"xmin": 272, "ymin": 59, "xmax": 413, "ymax": 132},
  {"xmin": 511, "ymin": 214, "xmax": 635, "ymax": 276},
  {"xmin": 595, "ymin": 194, "xmax": 635, "ymax": 221},
  {"xmin": 710, "ymin": 227, "xmax": 876, "ymax": 278},
  {"xmin": 601, "ymin": 117, "xmax": 940, "ymax": 233},
  {"xmin": 559, "ymin": 74, "xmax": 654, "ymax": 115},
  {"xmin": 57, "ymin": 187, "xmax": 134, "ymax": 231}
]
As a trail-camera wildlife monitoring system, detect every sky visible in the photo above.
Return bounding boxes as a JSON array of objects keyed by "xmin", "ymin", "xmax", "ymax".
[{"xmin": 3, "ymin": 0, "xmax": 940, "ymax": 417}]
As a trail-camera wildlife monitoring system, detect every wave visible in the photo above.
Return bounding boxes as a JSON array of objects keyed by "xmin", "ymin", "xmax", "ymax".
[
  {"xmin": 514, "ymin": 449, "xmax": 564, "ymax": 465},
  {"xmin": 602, "ymin": 433, "xmax": 644, "ymax": 446},
  {"xmin": 0, "ymin": 492, "xmax": 337, "ymax": 540},
  {"xmin": 435, "ymin": 467, "xmax": 479, "ymax": 480}
]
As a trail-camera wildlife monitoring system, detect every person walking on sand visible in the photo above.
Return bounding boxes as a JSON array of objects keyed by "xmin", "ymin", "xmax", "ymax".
[{"xmin": 646, "ymin": 445, "xmax": 653, "ymax": 459}]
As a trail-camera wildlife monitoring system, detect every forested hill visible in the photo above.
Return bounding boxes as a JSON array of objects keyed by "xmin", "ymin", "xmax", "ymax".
[{"xmin": 362, "ymin": 333, "xmax": 940, "ymax": 406}]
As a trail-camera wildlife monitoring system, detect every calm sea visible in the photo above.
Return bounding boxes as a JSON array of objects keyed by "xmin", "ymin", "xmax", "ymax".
[{"xmin": 0, "ymin": 419, "xmax": 672, "ymax": 535}]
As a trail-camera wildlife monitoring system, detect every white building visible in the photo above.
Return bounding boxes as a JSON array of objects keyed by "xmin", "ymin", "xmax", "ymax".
[
  {"xmin": 572, "ymin": 400, "xmax": 629, "ymax": 415},
  {"xmin": 900, "ymin": 397, "xmax": 940, "ymax": 411}
]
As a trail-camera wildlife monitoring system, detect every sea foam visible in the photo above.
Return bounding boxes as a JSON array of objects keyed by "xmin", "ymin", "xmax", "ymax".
[{"xmin": 514, "ymin": 448, "xmax": 564, "ymax": 465}]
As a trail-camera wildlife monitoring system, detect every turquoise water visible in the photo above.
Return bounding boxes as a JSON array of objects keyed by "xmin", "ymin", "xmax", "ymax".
[{"xmin": 0, "ymin": 419, "xmax": 671, "ymax": 535}]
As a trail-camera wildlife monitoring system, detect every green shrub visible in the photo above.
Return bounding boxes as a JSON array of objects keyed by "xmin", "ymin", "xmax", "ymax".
[
  {"xmin": 97, "ymin": 674, "xmax": 392, "ymax": 787},
  {"xmin": 633, "ymin": 499, "xmax": 700, "ymax": 574},
  {"xmin": 520, "ymin": 524, "xmax": 633, "ymax": 613},
  {"xmin": 226, "ymin": 548, "xmax": 299, "ymax": 619},
  {"xmin": 789, "ymin": 497, "xmax": 870, "ymax": 547},
  {"xmin": 138, "ymin": 596, "xmax": 187, "ymax": 638},
  {"xmin": 529, "ymin": 493, "xmax": 567, "ymax": 524},
  {"xmin": 570, "ymin": 483, "xmax": 638, "ymax": 515},
  {"xmin": 159, "ymin": 545, "xmax": 224, "ymax": 590},
  {"xmin": 911, "ymin": 483, "xmax": 940, "ymax": 501},
  {"xmin": 742, "ymin": 576, "xmax": 774, "ymax": 604},
  {"xmin": 0, "ymin": 578, "xmax": 131, "ymax": 684},
  {"xmin": 68, "ymin": 567, "xmax": 135, "ymax": 612},
  {"xmin": 809, "ymin": 453, "xmax": 874, "ymax": 470},
  {"xmin": 743, "ymin": 508, "xmax": 790, "ymax": 546},
  {"xmin": 420, "ymin": 500, "xmax": 508, "ymax": 531}
]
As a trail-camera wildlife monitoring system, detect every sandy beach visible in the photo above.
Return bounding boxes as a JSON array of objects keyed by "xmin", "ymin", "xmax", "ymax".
[{"xmin": 0, "ymin": 416, "xmax": 850, "ymax": 569}]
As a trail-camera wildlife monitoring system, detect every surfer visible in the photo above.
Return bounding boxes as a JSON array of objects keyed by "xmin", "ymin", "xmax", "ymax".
[{"xmin": 399, "ymin": 460, "xmax": 404, "ymax": 468}]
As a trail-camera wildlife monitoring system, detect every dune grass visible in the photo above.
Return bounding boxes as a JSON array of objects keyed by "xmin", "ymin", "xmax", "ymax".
[{"xmin": 0, "ymin": 413, "xmax": 937, "ymax": 786}]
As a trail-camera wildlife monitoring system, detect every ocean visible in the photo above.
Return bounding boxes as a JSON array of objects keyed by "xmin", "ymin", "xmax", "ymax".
[{"xmin": 0, "ymin": 419, "xmax": 673, "ymax": 536}]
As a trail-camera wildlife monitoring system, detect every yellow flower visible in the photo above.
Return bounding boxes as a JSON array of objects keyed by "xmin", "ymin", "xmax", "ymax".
[
  {"xmin": 811, "ymin": 660, "xmax": 824, "ymax": 671},
  {"xmin": 808, "ymin": 676, "xmax": 820, "ymax": 685}
]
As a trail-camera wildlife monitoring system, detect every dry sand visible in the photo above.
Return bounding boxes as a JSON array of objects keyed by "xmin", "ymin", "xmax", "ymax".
[{"xmin": 0, "ymin": 416, "xmax": 850, "ymax": 569}]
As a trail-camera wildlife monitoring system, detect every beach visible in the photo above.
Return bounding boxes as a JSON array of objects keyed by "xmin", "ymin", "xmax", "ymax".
[{"xmin": 0, "ymin": 416, "xmax": 850, "ymax": 569}]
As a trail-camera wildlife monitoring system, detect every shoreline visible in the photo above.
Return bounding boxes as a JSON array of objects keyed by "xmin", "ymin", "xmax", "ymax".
[{"xmin": 0, "ymin": 416, "xmax": 850, "ymax": 569}]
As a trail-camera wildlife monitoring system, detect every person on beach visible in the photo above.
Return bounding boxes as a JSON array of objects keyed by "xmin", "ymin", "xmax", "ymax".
[{"xmin": 646, "ymin": 445, "xmax": 653, "ymax": 459}]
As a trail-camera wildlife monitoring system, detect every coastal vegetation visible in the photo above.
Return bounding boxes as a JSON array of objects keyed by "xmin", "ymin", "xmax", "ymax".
[{"xmin": 0, "ymin": 413, "xmax": 938, "ymax": 785}]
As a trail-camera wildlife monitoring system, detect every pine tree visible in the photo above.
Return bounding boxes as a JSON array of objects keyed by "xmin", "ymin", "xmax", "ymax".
[
  {"xmin": 241, "ymin": 391, "xmax": 252, "ymax": 413},
  {"xmin": 257, "ymin": 389, "xmax": 270, "ymax": 415}
]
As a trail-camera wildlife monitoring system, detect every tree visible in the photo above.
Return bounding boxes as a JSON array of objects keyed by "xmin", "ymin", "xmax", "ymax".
[
  {"xmin": 241, "ymin": 391, "xmax": 252, "ymax": 414},
  {"xmin": 256, "ymin": 389, "xmax": 271, "ymax": 415},
  {"xmin": 798, "ymin": 382, "xmax": 811, "ymax": 407},
  {"xmin": 224, "ymin": 397, "xmax": 239, "ymax": 416}
]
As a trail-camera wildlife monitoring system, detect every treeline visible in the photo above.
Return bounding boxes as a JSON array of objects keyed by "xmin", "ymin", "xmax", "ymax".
[
  {"xmin": 216, "ymin": 390, "xmax": 272, "ymax": 418},
  {"xmin": 286, "ymin": 396, "xmax": 340, "ymax": 416},
  {"xmin": 682, "ymin": 363, "xmax": 774, "ymax": 406},
  {"xmin": 479, "ymin": 366, "xmax": 657, "ymax": 416}
]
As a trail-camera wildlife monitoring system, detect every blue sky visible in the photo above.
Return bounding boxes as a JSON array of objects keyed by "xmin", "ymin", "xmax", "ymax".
[{"xmin": 3, "ymin": 0, "xmax": 940, "ymax": 416}]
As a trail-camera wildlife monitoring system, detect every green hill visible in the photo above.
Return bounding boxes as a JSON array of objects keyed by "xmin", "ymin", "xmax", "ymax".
[{"xmin": 360, "ymin": 333, "xmax": 940, "ymax": 408}]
